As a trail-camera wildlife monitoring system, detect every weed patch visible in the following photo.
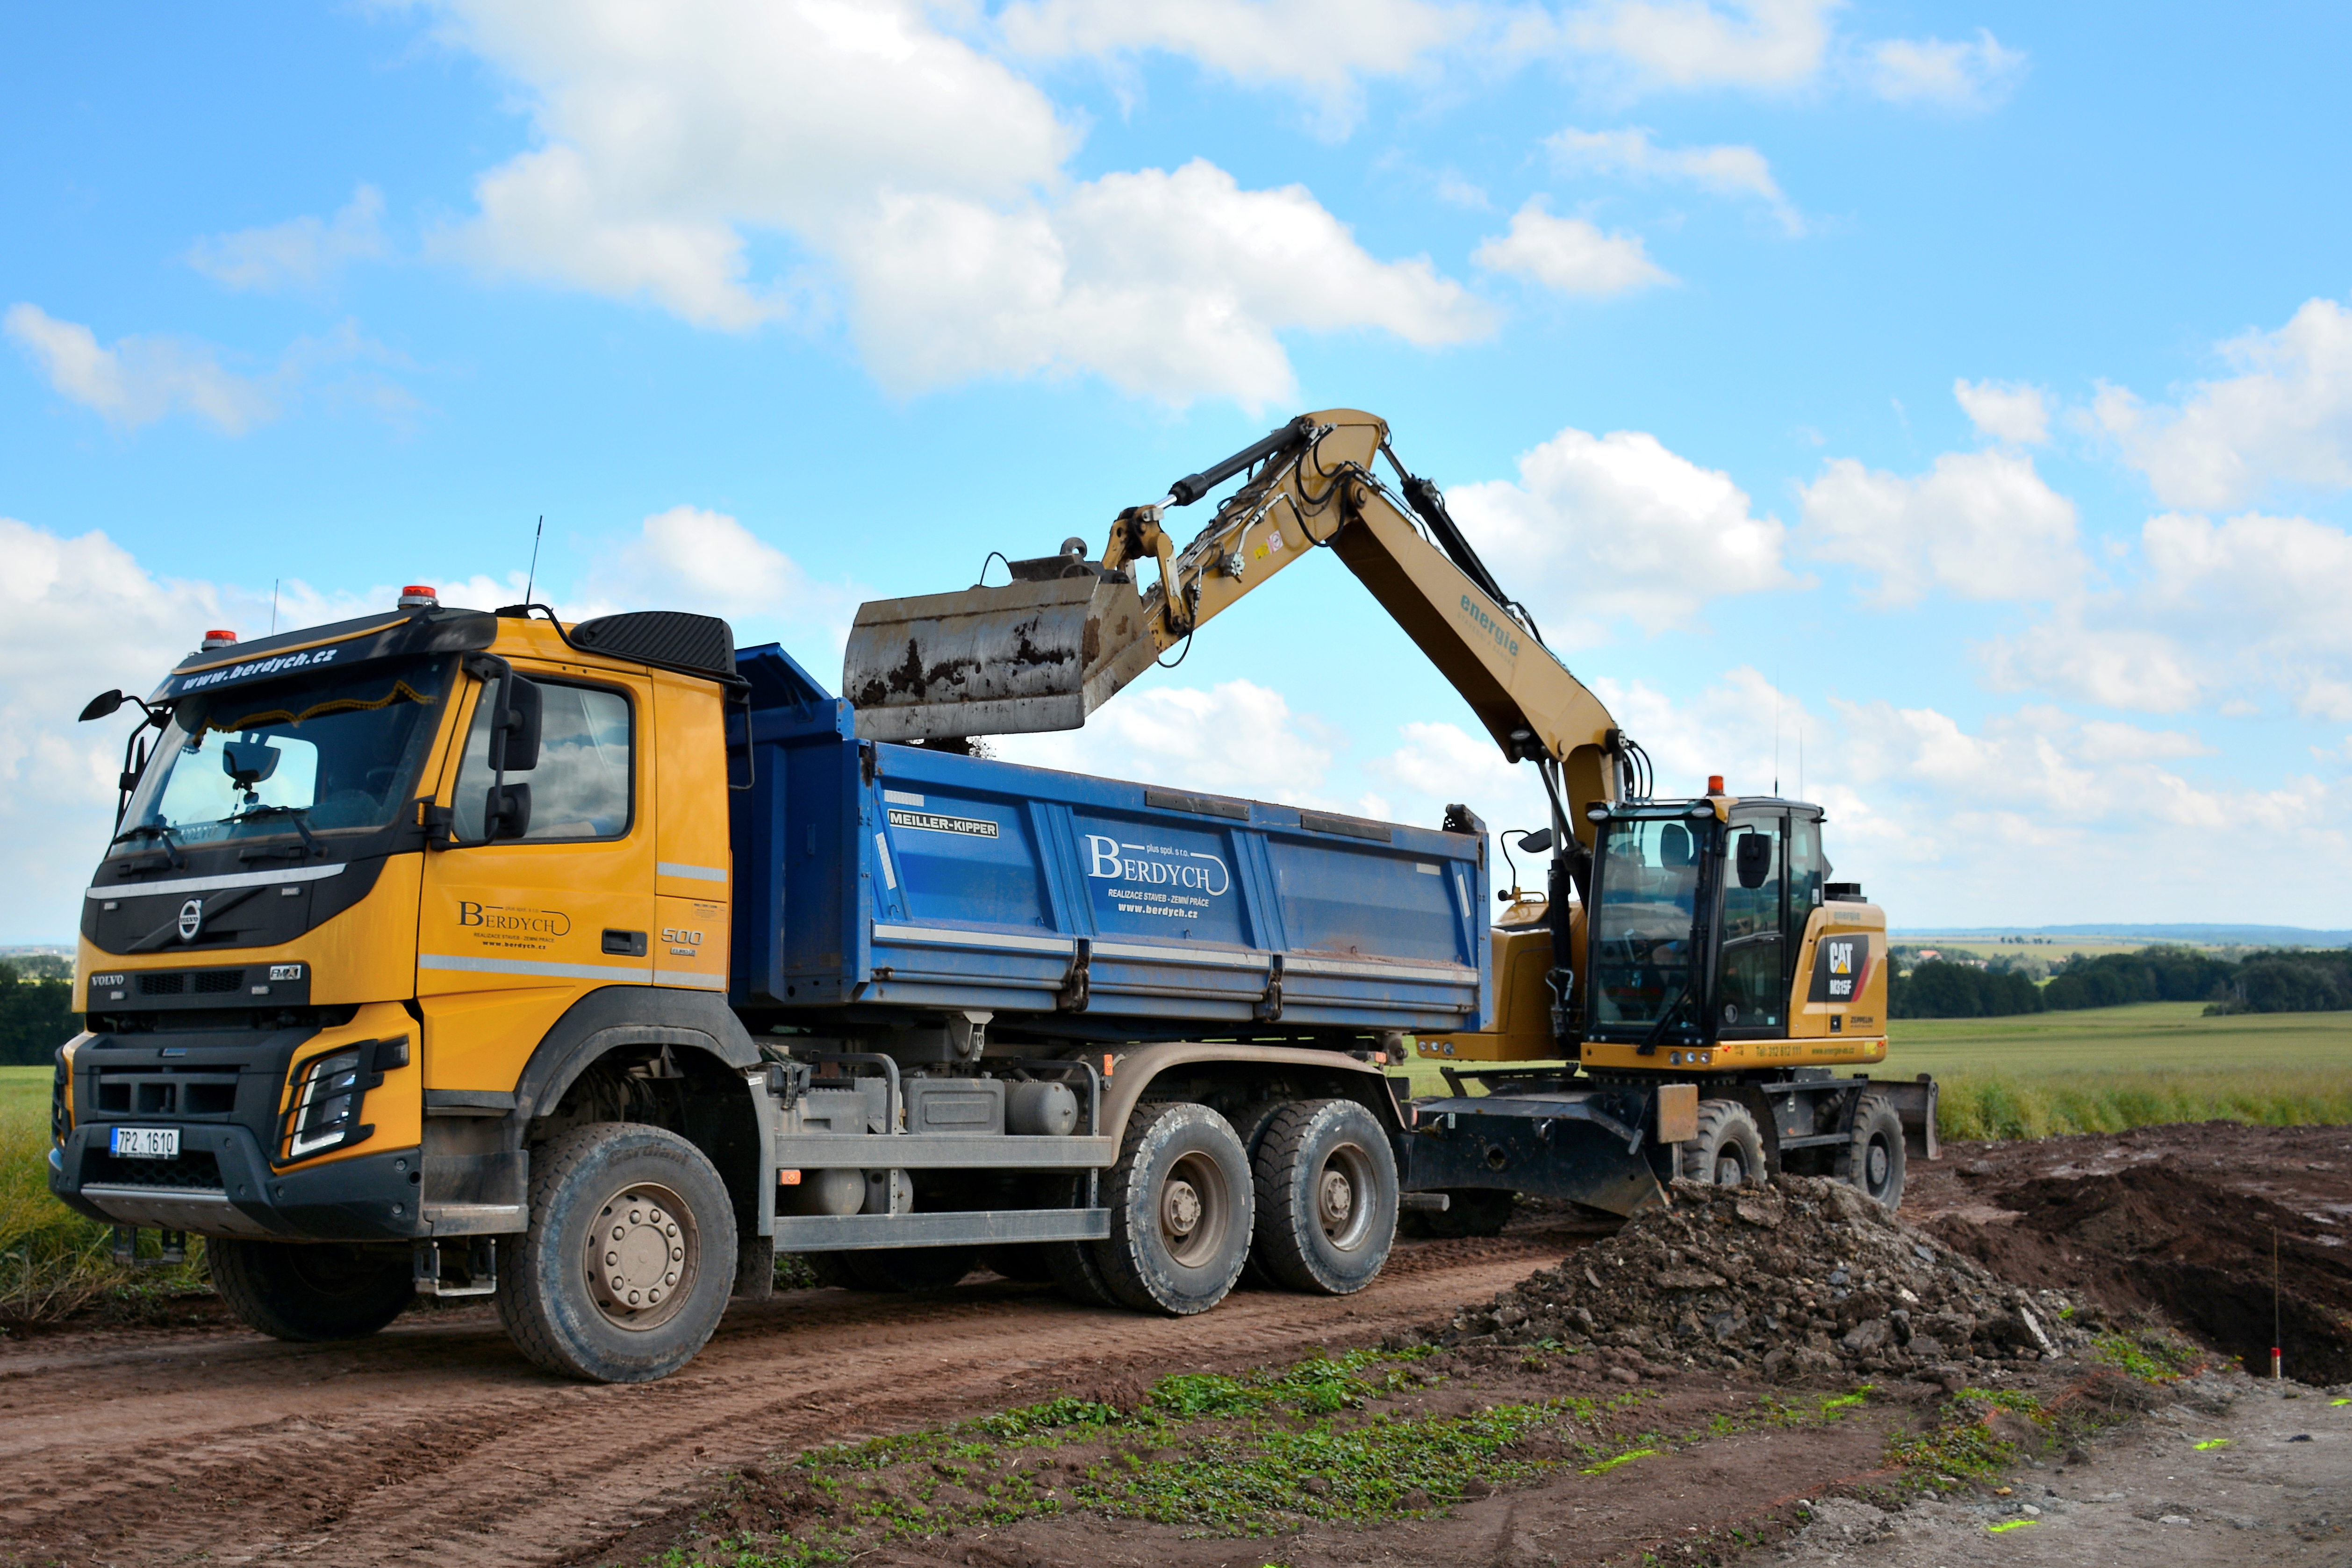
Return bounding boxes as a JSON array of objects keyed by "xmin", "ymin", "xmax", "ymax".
[{"xmin": 657, "ymin": 1350, "xmax": 1886, "ymax": 1564}]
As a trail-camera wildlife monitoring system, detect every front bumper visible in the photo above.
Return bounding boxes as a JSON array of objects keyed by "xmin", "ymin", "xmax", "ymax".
[{"xmin": 50, "ymin": 1124, "xmax": 424, "ymax": 1240}]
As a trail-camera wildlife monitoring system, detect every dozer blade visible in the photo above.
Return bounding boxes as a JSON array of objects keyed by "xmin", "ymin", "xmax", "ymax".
[{"xmin": 842, "ymin": 568, "xmax": 1159, "ymax": 742}]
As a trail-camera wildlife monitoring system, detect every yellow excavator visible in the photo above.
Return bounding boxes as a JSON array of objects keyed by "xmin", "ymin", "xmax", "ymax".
[{"xmin": 846, "ymin": 409, "xmax": 1934, "ymax": 1212}]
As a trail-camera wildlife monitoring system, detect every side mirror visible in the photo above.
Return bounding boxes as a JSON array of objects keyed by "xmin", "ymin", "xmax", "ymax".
[
  {"xmin": 486, "ymin": 782, "xmax": 533, "ymax": 841},
  {"xmin": 222, "ymin": 740, "xmax": 281, "ymax": 788},
  {"xmin": 79, "ymin": 690, "xmax": 126, "ymax": 723},
  {"xmin": 1515, "ymin": 828, "xmax": 1555, "ymax": 854},
  {"xmin": 488, "ymin": 675, "xmax": 544, "ymax": 774},
  {"xmin": 1735, "ymin": 831, "xmax": 1773, "ymax": 890}
]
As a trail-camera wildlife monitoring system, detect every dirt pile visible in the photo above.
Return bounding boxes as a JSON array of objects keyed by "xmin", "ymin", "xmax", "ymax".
[
  {"xmin": 1935, "ymin": 1162, "xmax": 2352, "ymax": 1385},
  {"xmin": 1432, "ymin": 1174, "xmax": 2091, "ymax": 1382}
]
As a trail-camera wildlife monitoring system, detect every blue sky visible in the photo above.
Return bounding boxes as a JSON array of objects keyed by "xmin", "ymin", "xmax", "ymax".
[{"xmin": 5, "ymin": 1, "xmax": 2351, "ymax": 942}]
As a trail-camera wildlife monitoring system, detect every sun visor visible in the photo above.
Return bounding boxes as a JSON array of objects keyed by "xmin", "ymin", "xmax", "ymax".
[{"xmin": 151, "ymin": 608, "xmax": 499, "ymax": 704}]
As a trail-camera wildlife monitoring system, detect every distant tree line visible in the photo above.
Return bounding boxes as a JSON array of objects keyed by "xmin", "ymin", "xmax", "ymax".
[
  {"xmin": 0, "ymin": 962, "xmax": 79, "ymax": 1067},
  {"xmin": 1886, "ymin": 944, "xmax": 2352, "ymax": 1019}
]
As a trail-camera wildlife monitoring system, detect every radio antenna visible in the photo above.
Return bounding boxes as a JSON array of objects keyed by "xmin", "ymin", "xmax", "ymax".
[
  {"xmin": 523, "ymin": 515, "xmax": 544, "ymax": 603},
  {"xmin": 270, "ymin": 579, "xmax": 280, "ymax": 635}
]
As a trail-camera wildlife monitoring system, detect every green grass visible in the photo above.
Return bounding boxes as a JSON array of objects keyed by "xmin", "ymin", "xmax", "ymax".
[
  {"xmin": 660, "ymin": 1350, "xmax": 1883, "ymax": 1564},
  {"xmin": 0, "ymin": 1065, "xmax": 209, "ymax": 1327},
  {"xmin": 1393, "ymin": 1002, "xmax": 2352, "ymax": 1142}
]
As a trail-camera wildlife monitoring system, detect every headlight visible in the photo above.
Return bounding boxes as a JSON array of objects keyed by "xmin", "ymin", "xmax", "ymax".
[{"xmin": 282, "ymin": 1038, "xmax": 401, "ymax": 1161}]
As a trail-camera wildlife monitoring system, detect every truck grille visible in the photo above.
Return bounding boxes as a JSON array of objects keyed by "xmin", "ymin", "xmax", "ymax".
[
  {"xmin": 83, "ymin": 1149, "xmax": 226, "ymax": 1191},
  {"xmin": 93, "ymin": 1070, "xmax": 241, "ymax": 1117}
]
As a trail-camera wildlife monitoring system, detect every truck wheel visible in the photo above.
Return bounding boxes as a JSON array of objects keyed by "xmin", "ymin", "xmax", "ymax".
[
  {"xmin": 1093, "ymin": 1102, "xmax": 1253, "ymax": 1315},
  {"xmin": 496, "ymin": 1121, "xmax": 737, "ymax": 1383},
  {"xmin": 1680, "ymin": 1100, "xmax": 1765, "ymax": 1187},
  {"xmin": 802, "ymin": 1252, "xmax": 861, "ymax": 1289},
  {"xmin": 847, "ymin": 1246, "xmax": 978, "ymax": 1292},
  {"xmin": 207, "ymin": 1238, "xmax": 412, "ymax": 1342},
  {"xmin": 1250, "ymin": 1099, "xmax": 1398, "ymax": 1295},
  {"xmin": 1399, "ymin": 1188, "xmax": 1514, "ymax": 1239},
  {"xmin": 984, "ymin": 1245, "xmax": 1055, "ymax": 1283},
  {"xmin": 1838, "ymin": 1095, "xmax": 1907, "ymax": 1210}
]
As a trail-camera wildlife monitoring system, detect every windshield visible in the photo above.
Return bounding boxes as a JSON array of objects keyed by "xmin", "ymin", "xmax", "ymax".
[
  {"xmin": 1589, "ymin": 816, "xmax": 1705, "ymax": 1029},
  {"xmin": 112, "ymin": 656, "xmax": 452, "ymax": 857}
]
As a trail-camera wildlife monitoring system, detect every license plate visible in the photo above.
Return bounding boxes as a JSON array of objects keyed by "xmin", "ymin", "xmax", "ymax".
[{"xmin": 109, "ymin": 1126, "xmax": 181, "ymax": 1158}]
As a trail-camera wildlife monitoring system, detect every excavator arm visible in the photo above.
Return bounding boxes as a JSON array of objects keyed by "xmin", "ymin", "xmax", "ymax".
[{"xmin": 842, "ymin": 408, "xmax": 1635, "ymax": 844}]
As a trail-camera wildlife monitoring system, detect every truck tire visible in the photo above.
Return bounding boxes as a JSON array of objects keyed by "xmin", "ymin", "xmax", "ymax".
[
  {"xmin": 1838, "ymin": 1094, "xmax": 1907, "ymax": 1210},
  {"xmin": 846, "ymin": 1246, "xmax": 978, "ymax": 1292},
  {"xmin": 1399, "ymin": 1188, "xmax": 1514, "ymax": 1239},
  {"xmin": 1230, "ymin": 1100, "xmax": 1287, "ymax": 1289},
  {"xmin": 207, "ymin": 1238, "xmax": 412, "ymax": 1342},
  {"xmin": 1250, "ymin": 1099, "xmax": 1398, "ymax": 1295},
  {"xmin": 801, "ymin": 1253, "xmax": 861, "ymax": 1289},
  {"xmin": 496, "ymin": 1121, "xmax": 737, "ymax": 1383},
  {"xmin": 1092, "ymin": 1102, "xmax": 1253, "ymax": 1315},
  {"xmin": 1680, "ymin": 1100, "xmax": 1765, "ymax": 1187},
  {"xmin": 983, "ymin": 1245, "xmax": 1055, "ymax": 1283}
]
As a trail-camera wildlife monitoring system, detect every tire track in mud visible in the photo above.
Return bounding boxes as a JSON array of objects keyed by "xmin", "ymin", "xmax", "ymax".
[{"xmin": 0, "ymin": 1233, "xmax": 1586, "ymax": 1567}]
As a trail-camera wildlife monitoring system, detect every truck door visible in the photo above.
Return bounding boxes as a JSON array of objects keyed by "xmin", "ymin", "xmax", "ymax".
[{"xmin": 416, "ymin": 667, "xmax": 656, "ymax": 1095}]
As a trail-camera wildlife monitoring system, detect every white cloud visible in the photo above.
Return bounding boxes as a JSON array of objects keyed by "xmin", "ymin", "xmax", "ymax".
[
  {"xmin": 996, "ymin": 0, "xmax": 1474, "ymax": 134},
  {"xmin": 422, "ymin": 0, "xmax": 1486, "ymax": 405},
  {"xmin": 1547, "ymin": 125, "xmax": 1800, "ymax": 234},
  {"xmin": 839, "ymin": 160, "xmax": 1492, "ymax": 405},
  {"xmin": 1953, "ymin": 377, "xmax": 2049, "ymax": 445},
  {"xmin": 1983, "ymin": 509, "xmax": 2352, "ymax": 719},
  {"xmin": 1471, "ymin": 200, "xmax": 1671, "ymax": 298},
  {"xmin": 1448, "ymin": 424, "xmax": 1796, "ymax": 641},
  {"xmin": 2093, "ymin": 295, "xmax": 2352, "ymax": 509},
  {"xmin": 1584, "ymin": 666, "xmax": 2349, "ymax": 926},
  {"xmin": 1866, "ymin": 29, "xmax": 2026, "ymax": 109},
  {"xmin": 4, "ymin": 306, "xmax": 419, "ymax": 436},
  {"xmin": 1799, "ymin": 448, "xmax": 2081, "ymax": 606},
  {"xmin": 186, "ymin": 185, "xmax": 391, "ymax": 293},
  {"xmin": 1555, "ymin": 0, "xmax": 1837, "ymax": 90},
  {"xmin": 991, "ymin": 679, "xmax": 1338, "ymax": 803},
  {"xmin": 5, "ymin": 304, "xmax": 278, "ymax": 433}
]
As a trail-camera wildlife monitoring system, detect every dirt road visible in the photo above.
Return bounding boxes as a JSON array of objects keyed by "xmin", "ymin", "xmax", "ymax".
[{"xmin": 0, "ymin": 1231, "xmax": 1575, "ymax": 1567}]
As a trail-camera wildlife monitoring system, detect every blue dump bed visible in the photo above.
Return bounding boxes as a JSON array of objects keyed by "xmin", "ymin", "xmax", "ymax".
[{"xmin": 726, "ymin": 645, "xmax": 1490, "ymax": 1036}]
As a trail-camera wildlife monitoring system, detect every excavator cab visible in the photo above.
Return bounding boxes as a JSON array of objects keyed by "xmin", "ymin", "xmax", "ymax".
[{"xmin": 1575, "ymin": 789, "xmax": 1886, "ymax": 1072}]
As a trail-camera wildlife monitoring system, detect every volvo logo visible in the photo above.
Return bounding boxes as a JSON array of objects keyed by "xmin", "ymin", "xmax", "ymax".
[{"xmin": 177, "ymin": 898, "xmax": 204, "ymax": 942}]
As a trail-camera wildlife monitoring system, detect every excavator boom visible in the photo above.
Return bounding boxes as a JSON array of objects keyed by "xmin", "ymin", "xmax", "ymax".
[{"xmin": 841, "ymin": 409, "xmax": 1626, "ymax": 830}]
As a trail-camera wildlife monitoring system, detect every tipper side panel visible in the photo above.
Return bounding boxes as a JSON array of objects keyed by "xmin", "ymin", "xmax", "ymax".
[{"xmin": 727, "ymin": 644, "xmax": 1490, "ymax": 1034}]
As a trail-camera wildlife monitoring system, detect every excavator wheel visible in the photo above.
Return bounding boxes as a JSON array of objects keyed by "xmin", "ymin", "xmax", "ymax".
[
  {"xmin": 1837, "ymin": 1094, "xmax": 1907, "ymax": 1210},
  {"xmin": 1679, "ymin": 1100, "xmax": 1765, "ymax": 1187}
]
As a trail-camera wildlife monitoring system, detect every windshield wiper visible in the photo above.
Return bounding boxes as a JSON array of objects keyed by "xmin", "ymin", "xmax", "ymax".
[
  {"xmin": 229, "ymin": 804, "xmax": 324, "ymax": 860},
  {"xmin": 108, "ymin": 823, "xmax": 185, "ymax": 870}
]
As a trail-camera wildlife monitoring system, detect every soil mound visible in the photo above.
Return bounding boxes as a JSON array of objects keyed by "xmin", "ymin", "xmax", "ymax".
[
  {"xmin": 1951, "ymin": 1162, "xmax": 2352, "ymax": 1385},
  {"xmin": 1432, "ymin": 1174, "xmax": 2088, "ymax": 1382}
]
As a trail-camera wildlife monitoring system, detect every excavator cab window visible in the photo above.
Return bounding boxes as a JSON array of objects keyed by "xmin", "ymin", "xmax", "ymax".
[
  {"xmin": 1587, "ymin": 817, "xmax": 1703, "ymax": 1030},
  {"xmin": 1718, "ymin": 813, "xmax": 1786, "ymax": 1032}
]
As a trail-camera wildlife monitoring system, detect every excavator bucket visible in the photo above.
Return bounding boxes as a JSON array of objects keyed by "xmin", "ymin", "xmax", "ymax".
[{"xmin": 842, "ymin": 555, "xmax": 1158, "ymax": 742}]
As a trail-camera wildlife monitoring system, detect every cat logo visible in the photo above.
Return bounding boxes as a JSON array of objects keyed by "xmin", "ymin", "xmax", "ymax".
[{"xmin": 1809, "ymin": 934, "xmax": 1871, "ymax": 1003}]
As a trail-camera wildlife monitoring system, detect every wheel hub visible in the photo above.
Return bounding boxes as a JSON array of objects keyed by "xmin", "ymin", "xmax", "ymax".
[
  {"xmin": 586, "ymin": 1182, "xmax": 696, "ymax": 1332},
  {"xmin": 1162, "ymin": 1179, "xmax": 1203, "ymax": 1239},
  {"xmin": 1867, "ymin": 1142, "xmax": 1889, "ymax": 1188},
  {"xmin": 1317, "ymin": 1169, "xmax": 1355, "ymax": 1227}
]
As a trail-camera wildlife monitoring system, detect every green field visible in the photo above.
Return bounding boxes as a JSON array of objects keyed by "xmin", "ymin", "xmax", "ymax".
[{"xmin": 1396, "ymin": 1002, "xmax": 2352, "ymax": 1139}]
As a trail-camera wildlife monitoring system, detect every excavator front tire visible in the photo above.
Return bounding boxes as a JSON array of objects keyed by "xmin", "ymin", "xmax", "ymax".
[
  {"xmin": 1680, "ymin": 1100, "xmax": 1765, "ymax": 1187},
  {"xmin": 1838, "ymin": 1094, "xmax": 1907, "ymax": 1210}
]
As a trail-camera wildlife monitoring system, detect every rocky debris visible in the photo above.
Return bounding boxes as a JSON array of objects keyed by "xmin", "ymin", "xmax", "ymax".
[{"xmin": 1431, "ymin": 1174, "xmax": 2093, "ymax": 1381}]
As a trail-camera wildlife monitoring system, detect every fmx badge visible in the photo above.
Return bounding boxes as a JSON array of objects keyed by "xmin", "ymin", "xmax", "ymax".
[
  {"xmin": 1809, "ymin": 933, "xmax": 1873, "ymax": 1004},
  {"xmin": 887, "ymin": 808, "xmax": 999, "ymax": 838}
]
